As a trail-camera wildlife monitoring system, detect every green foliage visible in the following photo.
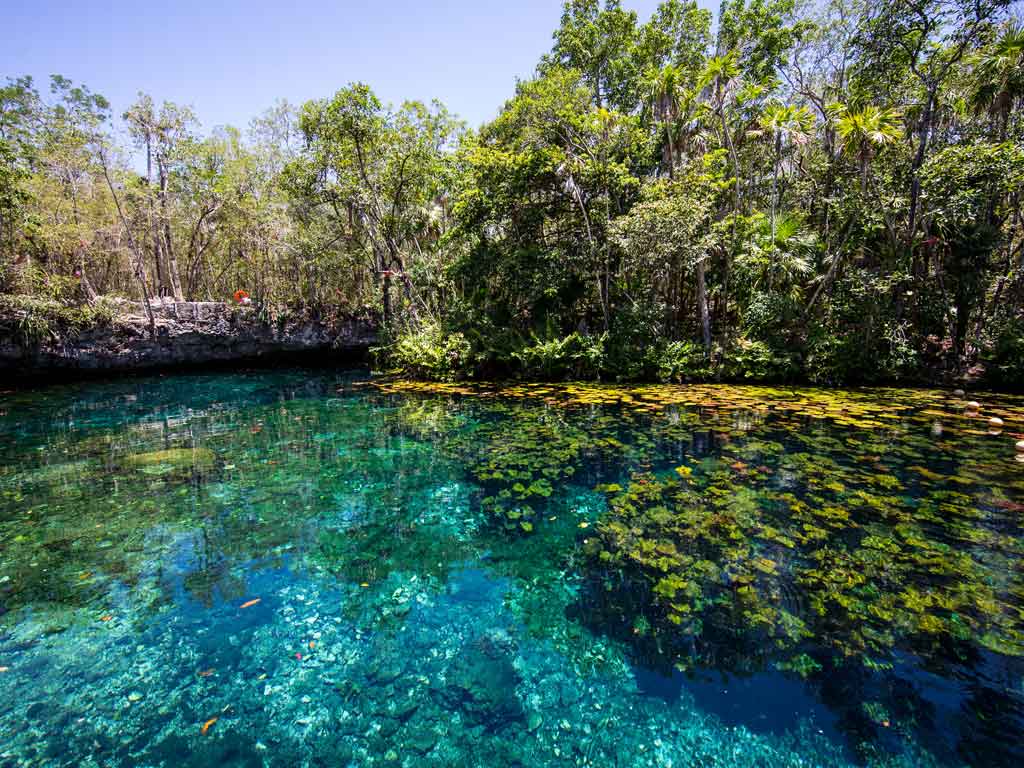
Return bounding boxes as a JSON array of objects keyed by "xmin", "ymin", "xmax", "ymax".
[
  {"xmin": 722, "ymin": 337, "xmax": 799, "ymax": 382},
  {"xmin": 982, "ymin": 316, "xmax": 1024, "ymax": 388},
  {"xmin": 650, "ymin": 339, "xmax": 710, "ymax": 382},
  {"xmin": 0, "ymin": 293, "xmax": 118, "ymax": 348},
  {"xmin": 376, "ymin": 321, "xmax": 474, "ymax": 382},
  {"xmin": 921, "ymin": 141, "xmax": 1024, "ymax": 227},
  {"xmin": 513, "ymin": 331, "xmax": 608, "ymax": 380}
]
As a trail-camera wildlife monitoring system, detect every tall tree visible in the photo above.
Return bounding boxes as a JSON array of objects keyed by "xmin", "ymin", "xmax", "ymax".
[
  {"xmin": 859, "ymin": 0, "xmax": 1010, "ymax": 238},
  {"xmin": 288, "ymin": 84, "xmax": 460, "ymax": 324},
  {"xmin": 124, "ymin": 95, "xmax": 194, "ymax": 300}
]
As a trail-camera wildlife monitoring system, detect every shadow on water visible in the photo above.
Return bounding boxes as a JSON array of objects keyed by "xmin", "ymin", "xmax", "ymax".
[{"xmin": 635, "ymin": 662, "xmax": 845, "ymax": 740}]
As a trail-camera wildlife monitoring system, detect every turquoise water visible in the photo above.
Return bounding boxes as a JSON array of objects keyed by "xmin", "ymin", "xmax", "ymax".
[{"xmin": 1, "ymin": 369, "xmax": 1023, "ymax": 767}]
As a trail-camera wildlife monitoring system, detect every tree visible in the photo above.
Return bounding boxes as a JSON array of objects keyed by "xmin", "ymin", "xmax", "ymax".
[
  {"xmin": 611, "ymin": 162, "xmax": 727, "ymax": 350},
  {"xmin": 0, "ymin": 77, "xmax": 40, "ymax": 281},
  {"xmin": 647, "ymin": 64, "xmax": 689, "ymax": 176},
  {"xmin": 830, "ymin": 102, "xmax": 903, "ymax": 191},
  {"xmin": 859, "ymin": 0, "xmax": 1010, "ymax": 237},
  {"xmin": 124, "ymin": 95, "xmax": 195, "ymax": 300},
  {"xmin": 751, "ymin": 102, "xmax": 814, "ymax": 235},
  {"xmin": 288, "ymin": 84, "xmax": 461, "ymax": 324},
  {"xmin": 970, "ymin": 20, "xmax": 1024, "ymax": 139},
  {"xmin": 920, "ymin": 141, "xmax": 1024, "ymax": 358},
  {"xmin": 541, "ymin": 0, "xmax": 644, "ymax": 112}
]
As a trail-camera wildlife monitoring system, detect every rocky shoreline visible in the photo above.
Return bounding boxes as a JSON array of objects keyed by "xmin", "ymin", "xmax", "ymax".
[{"xmin": 0, "ymin": 299, "xmax": 378, "ymax": 380}]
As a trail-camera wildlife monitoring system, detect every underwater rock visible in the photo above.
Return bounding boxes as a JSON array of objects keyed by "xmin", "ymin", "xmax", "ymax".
[
  {"xmin": 405, "ymin": 727, "xmax": 439, "ymax": 755},
  {"xmin": 527, "ymin": 711, "xmax": 543, "ymax": 732},
  {"xmin": 367, "ymin": 661, "xmax": 404, "ymax": 686},
  {"xmin": 388, "ymin": 697, "xmax": 420, "ymax": 723},
  {"xmin": 378, "ymin": 717, "xmax": 402, "ymax": 738},
  {"xmin": 437, "ymin": 641, "xmax": 525, "ymax": 730},
  {"xmin": 120, "ymin": 447, "xmax": 215, "ymax": 475}
]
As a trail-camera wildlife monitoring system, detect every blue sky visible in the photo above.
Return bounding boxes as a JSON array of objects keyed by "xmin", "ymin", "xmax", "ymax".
[{"xmin": 3, "ymin": 0, "xmax": 683, "ymax": 133}]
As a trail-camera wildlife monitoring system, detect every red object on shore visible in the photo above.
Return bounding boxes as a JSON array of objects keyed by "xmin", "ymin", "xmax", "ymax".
[{"xmin": 233, "ymin": 290, "xmax": 250, "ymax": 304}]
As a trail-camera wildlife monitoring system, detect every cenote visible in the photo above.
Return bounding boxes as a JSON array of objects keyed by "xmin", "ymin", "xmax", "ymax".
[{"xmin": 1, "ymin": 370, "xmax": 1023, "ymax": 768}]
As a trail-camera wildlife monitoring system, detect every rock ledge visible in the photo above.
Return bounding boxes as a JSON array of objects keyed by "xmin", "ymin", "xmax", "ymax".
[{"xmin": 0, "ymin": 299, "xmax": 378, "ymax": 376}]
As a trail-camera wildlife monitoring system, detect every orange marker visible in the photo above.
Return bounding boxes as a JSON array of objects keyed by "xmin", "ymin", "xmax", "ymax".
[
  {"xmin": 240, "ymin": 599, "xmax": 261, "ymax": 609},
  {"xmin": 200, "ymin": 717, "xmax": 219, "ymax": 735}
]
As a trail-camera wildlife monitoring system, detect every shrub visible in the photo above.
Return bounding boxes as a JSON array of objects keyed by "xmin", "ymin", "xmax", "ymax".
[
  {"xmin": 982, "ymin": 317, "xmax": 1024, "ymax": 389},
  {"xmin": 722, "ymin": 337, "xmax": 799, "ymax": 382},
  {"xmin": 651, "ymin": 340, "xmax": 711, "ymax": 382},
  {"xmin": 375, "ymin": 322, "xmax": 475, "ymax": 381},
  {"xmin": 512, "ymin": 332, "xmax": 607, "ymax": 380},
  {"xmin": 804, "ymin": 319, "xmax": 923, "ymax": 386},
  {"xmin": 0, "ymin": 294, "xmax": 120, "ymax": 349}
]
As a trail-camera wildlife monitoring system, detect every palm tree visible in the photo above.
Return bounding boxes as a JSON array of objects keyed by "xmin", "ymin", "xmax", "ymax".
[
  {"xmin": 742, "ymin": 212, "xmax": 816, "ymax": 296},
  {"xmin": 970, "ymin": 21, "xmax": 1024, "ymax": 139},
  {"xmin": 698, "ymin": 52, "xmax": 743, "ymax": 203},
  {"xmin": 697, "ymin": 51, "xmax": 741, "ymax": 100},
  {"xmin": 751, "ymin": 103, "xmax": 815, "ymax": 239},
  {"xmin": 830, "ymin": 103, "xmax": 903, "ymax": 192},
  {"xmin": 647, "ymin": 64, "xmax": 687, "ymax": 177}
]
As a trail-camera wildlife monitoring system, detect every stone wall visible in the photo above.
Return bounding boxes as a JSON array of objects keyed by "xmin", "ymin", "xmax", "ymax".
[{"xmin": 0, "ymin": 299, "xmax": 378, "ymax": 377}]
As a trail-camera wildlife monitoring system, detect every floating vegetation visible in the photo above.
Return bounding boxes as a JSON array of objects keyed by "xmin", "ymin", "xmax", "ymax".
[{"xmin": 373, "ymin": 379, "xmax": 1023, "ymax": 432}]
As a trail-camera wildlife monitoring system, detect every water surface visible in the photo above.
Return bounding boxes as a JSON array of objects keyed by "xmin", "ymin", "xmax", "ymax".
[{"xmin": 1, "ymin": 370, "xmax": 1022, "ymax": 767}]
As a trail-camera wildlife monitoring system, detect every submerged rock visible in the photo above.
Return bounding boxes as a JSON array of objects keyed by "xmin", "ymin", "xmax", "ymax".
[
  {"xmin": 121, "ymin": 448, "xmax": 215, "ymax": 474},
  {"xmin": 437, "ymin": 639, "xmax": 525, "ymax": 730},
  {"xmin": 405, "ymin": 727, "xmax": 439, "ymax": 755},
  {"xmin": 527, "ymin": 712, "xmax": 543, "ymax": 732}
]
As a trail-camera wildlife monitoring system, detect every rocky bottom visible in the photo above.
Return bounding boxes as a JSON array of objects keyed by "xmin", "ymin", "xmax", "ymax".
[{"xmin": 1, "ymin": 558, "xmax": 931, "ymax": 768}]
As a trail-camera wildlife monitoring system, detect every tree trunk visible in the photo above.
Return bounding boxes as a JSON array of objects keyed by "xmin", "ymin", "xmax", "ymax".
[
  {"xmin": 99, "ymin": 146, "xmax": 156, "ymax": 339},
  {"xmin": 907, "ymin": 93, "xmax": 935, "ymax": 240},
  {"xmin": 665, "ymin": 117, "xmax": 675, "ymax": 179},
  {"xmin": 158, "ymin": 158, "xmax": 184, "ymax": 301},
  {"xmin": 771, "ymin": 133, "xmax": 781, "ymax": 240},
  {"xmin": 696, "ymin": 256, "xmax": 712, "ymax": 351},
  {"xmin": 380, "ymin": 250, "xmax": 392, "ymax": 326},
  {"xmin": 78, "ymin": 245, "xmax": 97, "ymax": 304},
  {"xmin": 143, "ymin": 139, "xmax": 167, "ymax": 298}
]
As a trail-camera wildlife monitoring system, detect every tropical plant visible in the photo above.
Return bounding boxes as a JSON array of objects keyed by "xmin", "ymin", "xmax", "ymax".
[{"xmin": 829, "ymin": 103, "xmax": 903, "ymax": 191}]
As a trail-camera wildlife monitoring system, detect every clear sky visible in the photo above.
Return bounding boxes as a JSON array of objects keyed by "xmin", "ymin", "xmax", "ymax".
[{"xmin": 3, "ymin": 0, "xmax": 680, "ymax": 133}]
